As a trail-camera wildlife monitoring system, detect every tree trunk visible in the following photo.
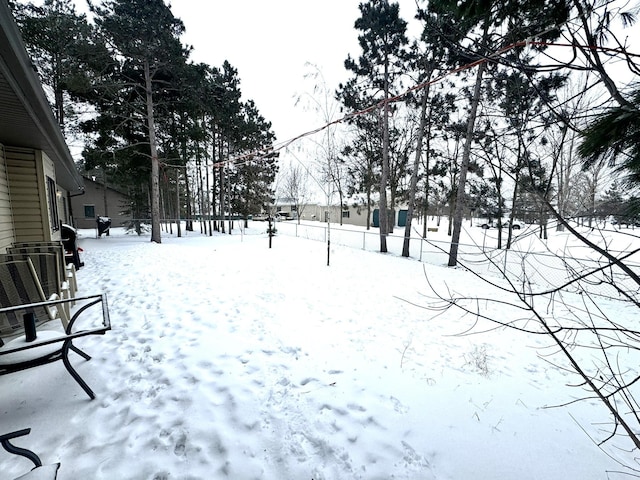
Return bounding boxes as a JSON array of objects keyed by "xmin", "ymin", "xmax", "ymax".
[
  {"xmin": 227, "ymin": 158, "xmax": 232, "ymax": 234},
  {"xmin": 144, "ymin": 59, "xmax": 162, "ymax": 244},
  {"xmin": 219, "ymin": 139, "xmax": 226, "ymax": 234},
  {"xmin": 196, "ymin": 155, "xmax": 204, "ymax": 234},
  {"xmin": 54, "ymin": 54, "xmax": 64, "ymax": 128},
  {"xmin": 176, "ymin": 168, "xmax": 182, "ymax": 238},
  {"xmin": 366, "ymin": 188, "xmax": 372, "ymax": 230},
  {"xmin": 205, "ymin": 148, "xmax": 212, "ymax": 236},
  {"xmin": 448, "ymin": 61, "xmax": 486, "ymax": 266},
  {"xmin": 211, "ymin": 134, "xmax": 218, "ymax": 232},
  {"xmin": 379, "ymin": 61, "xmax": 391, "ymax": 253},
  {"xmin": 181, "ymin": 128, "xmax": 193, "ymax": 232},
  {"xmin": 403, "ymin": 85, "xmax": 429, "ymax": 257},
  {"xmin": 422, "ymin": 112, "xmax": 433, "ymax": 239}
]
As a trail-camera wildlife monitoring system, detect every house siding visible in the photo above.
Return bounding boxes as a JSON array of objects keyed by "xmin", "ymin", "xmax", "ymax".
[
  {"xmin": 0, "ymin": 144, "xmax": 15, "ymax": 252},
  {"xmin": 301, "ymin": 204, "xmax": 371, "ymax": 228},
  {"xmin": 5, "ymin": 146, "xmax": 59, "ymax": 242}
]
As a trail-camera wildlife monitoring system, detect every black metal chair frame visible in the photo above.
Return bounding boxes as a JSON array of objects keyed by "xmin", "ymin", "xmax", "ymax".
[
  {"xmin": 0, "ymin": 428, "xmax": 43, "ymax": 469},
  {"xmin": 0, "ymin": 428, "xmax": 59, "ymax": 479},
  {"xmin": 0, "ymin": 294, "xmax": 111, "ymax": 400}
]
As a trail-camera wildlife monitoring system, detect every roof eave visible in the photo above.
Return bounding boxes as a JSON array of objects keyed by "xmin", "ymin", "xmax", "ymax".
[{"xmin": 0, "ymin": 2, "xmax": 83, "ymax": 192}]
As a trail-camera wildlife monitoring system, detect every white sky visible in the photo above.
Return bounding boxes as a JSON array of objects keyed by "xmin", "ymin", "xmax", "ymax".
[
  {"xmin": 168, "ymin": 1, "xmax": 639, "ymax": 152},
  {"xmin": 27, "ymin": 0, "xmax": 419, "ymax": 162},
  {"xmin": 168, "ymin": 0, "xmax": 420, "ymax": 144}
]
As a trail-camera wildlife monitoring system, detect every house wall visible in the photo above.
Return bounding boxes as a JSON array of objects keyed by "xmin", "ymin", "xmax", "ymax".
[
  {"xmin": 339, "ymin": 205, "xmax": 370, "ymax": 228},
  {"xmin": 275, "ymin": 202, "xmax": 405, "ymax": 229},
  {"xmin": 71, "ymin": 177, "xmax": 130, "ymax": 229},
  {"xmin": 0, "ymin": 144, "xmax": 15, "ymax": 252},
  {"xmin": 4, "ymin": 146, "xmax": 60, "ymax": 242},
  {"xmin": 301, "ymin": 204, "xmax": 370, "ymax": 228}
]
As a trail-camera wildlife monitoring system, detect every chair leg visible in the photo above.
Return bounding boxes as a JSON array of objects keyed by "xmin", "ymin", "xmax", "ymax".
[
  {"xmin": 61, "ymin": 341, "xmax": 95, "ymax": 400},
  {"xmin": 70, "ymin": 344, "xmax": 91, "ymax": 361},
  {"xmin": 0, "ymin": 429, "xmax": 42, "ymax": 468}
]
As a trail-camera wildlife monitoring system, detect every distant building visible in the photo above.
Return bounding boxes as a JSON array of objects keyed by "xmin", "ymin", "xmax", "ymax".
[
  {"xmin": 272, "ymin": 197, "xmax": 417, "ymax": 229},
  {"xmin": 304, "ymin": 204, "xmax": 370, "ymax": 227},
  {"xmin": 273, "ymin": 199, "xmax": 375, "ymax": 228},
  {"xmin": 70, "ymin": 176, "xmax": 131, "ymax": 229}
]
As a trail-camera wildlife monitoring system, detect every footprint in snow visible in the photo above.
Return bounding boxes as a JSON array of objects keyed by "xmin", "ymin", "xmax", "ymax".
[{"xmin": 174, "ymin": 433, "xmax": 187, "ymax": 456}]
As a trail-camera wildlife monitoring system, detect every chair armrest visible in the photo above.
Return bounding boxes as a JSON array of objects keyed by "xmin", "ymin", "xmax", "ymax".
[
  {"xmin": 65, "ymin": 294, "xmax": 110, "ymax": 334},
  {"xmin": 0, "ymin": 428, "xmax": 32, "ymax": 443},
  {"xmin": 45, "ymin": 292, "xmax": 69, "ymax": 326},
  {"xmin": 0, "ymin": 295, "xmax": 110, "ymax": 356}
]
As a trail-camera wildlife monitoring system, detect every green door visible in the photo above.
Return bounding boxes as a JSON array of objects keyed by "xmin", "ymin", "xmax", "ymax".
[
  {"xmin": 373, "ymin": 209, "xmax": 396, "ymax": 228},
  {"xmin": 398, "ymin": 210, "xmax": 408, "ymax": 227}
]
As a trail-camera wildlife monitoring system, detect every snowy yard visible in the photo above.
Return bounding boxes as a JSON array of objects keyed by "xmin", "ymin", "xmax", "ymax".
[{"xmin": 0, "ymin": 221, "xmax": 638, "ymax": 479}]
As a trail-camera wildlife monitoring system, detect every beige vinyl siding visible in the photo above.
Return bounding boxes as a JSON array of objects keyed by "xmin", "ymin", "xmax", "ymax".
[
  {"xmin": 0, "ymin": 144, "xmax": 16, "ymax": 251},
  {"xmin": 5, "ymin": 146, "xmax": 51, "ymax": 242}
]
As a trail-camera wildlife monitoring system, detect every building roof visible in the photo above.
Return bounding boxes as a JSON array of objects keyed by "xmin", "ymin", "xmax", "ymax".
[
  {"xmin": 0, "ymin": 2, "xmax": 83, "ymax": 192},
  {"xmin": 82, "ymin": 175, "xmax": 130, "ymax": 197}
]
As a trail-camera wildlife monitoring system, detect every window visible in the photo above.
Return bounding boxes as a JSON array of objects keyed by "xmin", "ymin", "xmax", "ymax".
[
  {"xmin": 342, "ymin": 210, "xmax": 350, "ymax": 218},
  {"xmin": 84, "ymin": 205, "xmax": 96, "ymax": 218},
  {"xmin": 46, "ymin": 176, "xmax": 60, "ymax": 232}
]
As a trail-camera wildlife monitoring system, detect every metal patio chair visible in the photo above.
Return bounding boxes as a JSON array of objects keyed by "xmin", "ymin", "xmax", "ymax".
[{"xmin": 0, "ymin": 259, "xmax": 110, "ymax": 399}]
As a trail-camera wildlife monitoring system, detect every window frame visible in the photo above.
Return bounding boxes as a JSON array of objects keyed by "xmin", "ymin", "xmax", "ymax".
[
  {"xmin": 84, "ymin": 204, "xmax": 96, "ymax": 219},
  {"xmin": 46, "ymin": 176, "xmax": 60, "ymax": 232}
]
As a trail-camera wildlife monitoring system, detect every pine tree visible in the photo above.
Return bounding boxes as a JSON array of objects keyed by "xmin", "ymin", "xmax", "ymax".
[
  {"xmin": 339, "ymin": 0, "xmax": 409, "ymax": 253},
  {"xmin": 229, "ymin": 100, "xmax": 278, "ymax": 225},
  {"xmin": 401, "ymin": 6, "xmax": 457, "ymax": 256},
  {"xmin": 579, "ymin": 87, "xmax": 640, "ymax": 187},
  {"xmin": 11, "ymin": 0, "xmax": 109, "ymax": 131},
  {"xmin": 424, "ymin": 0, "xmax": 570, "ymax": 266},
  {"xmin": 90, "ymin": 0, "xmax": 189, "ymax": 243}
]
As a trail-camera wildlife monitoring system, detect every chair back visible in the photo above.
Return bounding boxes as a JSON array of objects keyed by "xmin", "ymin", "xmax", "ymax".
[
  {"xmin": 1, "ymin": 253, "xmax": 59, "ymax": 299},
  {"xmin": 9, "ymin": 244, "xmax": 65, "ymax": 287},
  {"xmin": 0, "ymin": 259, "xmax": 50, "ymax": 339}
]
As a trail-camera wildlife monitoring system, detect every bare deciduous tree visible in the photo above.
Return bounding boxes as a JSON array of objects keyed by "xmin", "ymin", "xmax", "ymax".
[
  {"xmin": 279, "ymin": 163, "xmax": 310, "ymax": 224},
  {"xmin": 417, "ymin": 210, "xmax": 640, "ymax": 471}
]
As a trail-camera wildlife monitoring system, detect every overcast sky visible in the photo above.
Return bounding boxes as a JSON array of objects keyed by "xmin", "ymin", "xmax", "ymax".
[
  {"xmin": 38, "ymin": 0, "xmax": 638, "ymax": 164},
  {"xmin": 168, "ymin": 1, "xmax": 420, "ymax": 145}
]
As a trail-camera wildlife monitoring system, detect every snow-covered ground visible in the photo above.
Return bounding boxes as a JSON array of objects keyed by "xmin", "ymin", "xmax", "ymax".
[{"xmin": 1, "ymin": 220, "xmax": 638, "ymax": 479}]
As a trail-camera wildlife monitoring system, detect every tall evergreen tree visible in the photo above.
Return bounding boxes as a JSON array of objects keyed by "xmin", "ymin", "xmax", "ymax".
[
  {"xmin": 163, "ymin": 61, "xmax": 212, "ymax": 233},
  {"xmin": 423, "ymin": 0, "xmax": 570, "ymax": 266},
  {"xmin": 228, "ymin": 99, "xmax": 278, "ymax": 225},
  {"xmin": 579, "ymin": 86, "xmax": 640, "ymax": 187},
  {"xmin": 401, "ymin": 6, "xmax": 455, "ymax": 257},
  {"xmin": 489, "ymin": 65, "xmax": 566, "ymax": 246},
  {"xmin": 208, "ymin": 62, "xmax": 243, "ymax": 233},
  {"xmin": 339, "ymin": 0, "xmax": 409, "ymax": 253},
  {"xmin": 90, "ymin": 0, "xmax": 189, "ymax": 243},
  {"xmin": 11, "ymin": 0, "xmax": 109, "ymax": 131},
  {"xmin": 341, "ymin": 124, "xmax": 380, "ymax": 230}
]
